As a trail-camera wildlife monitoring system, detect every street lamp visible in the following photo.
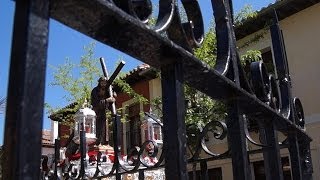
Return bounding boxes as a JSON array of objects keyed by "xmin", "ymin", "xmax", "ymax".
[
  {"xmin": 73, "ymin": 102, "xmax": 97, "ymax": 145},
  {"xmin": 142, "ymin": 112, "xmax": 163, "ymax": 145}
]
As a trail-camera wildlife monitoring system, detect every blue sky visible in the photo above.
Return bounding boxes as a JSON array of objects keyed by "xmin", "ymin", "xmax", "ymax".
[{"xmin": 0, "ymin": 0, "xmax": 274, "ymax": 145}]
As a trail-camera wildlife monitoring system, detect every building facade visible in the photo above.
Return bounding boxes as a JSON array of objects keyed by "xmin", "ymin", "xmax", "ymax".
[{"xmin": 236, "ymin": 2, "xmax": 320, "ymax": 179}]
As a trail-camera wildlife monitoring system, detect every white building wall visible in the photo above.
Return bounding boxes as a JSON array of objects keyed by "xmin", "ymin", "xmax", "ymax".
[
  {"xmin": 238, "ymin": 3, "xmax": 320, "ymax": 124},
  {"xmin": 237, "ymin": 3, "xmax": 320, "ymax": 179}
]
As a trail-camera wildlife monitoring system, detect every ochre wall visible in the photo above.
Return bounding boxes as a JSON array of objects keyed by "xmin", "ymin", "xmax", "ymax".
[
  {"xmin": 236, "ymin": 3, "xmax": 320, "ymax": 179},
  {"xmin": 238, "ymin": 3, "xmax": 320, "ymax": 123},
  {"xmin": 116, "ymin": 79, "xmax": 150, "ymax": 112}
]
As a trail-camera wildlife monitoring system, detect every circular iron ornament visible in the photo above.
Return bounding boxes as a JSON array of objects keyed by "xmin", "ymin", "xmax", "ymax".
[
  {"xmin": 68, "ymin": 163, "xmax": 81, "ymax": 180},
  {"xmin": 243, "ymin": 115, "xmax": 269, "ymax": 147},
  {"xmin": 111, "ymin": 146, "xmax": 142, "ymax": 172},
  {"xmin": 113, "ymin": 0, "xmax": 153, "ymax": 23},
  {"xmin": 212, "ymin": 0, "xmax": 232, "ymax": 75},
  {"xmin": 138, "ymin": 140, "xmax": 161, "ymax": 168},
  {"xmin": 293, "ymin": 97, "xmax": 305, "ymax": 129},
  {"xmin": 180, "ymin": 0, "xmax": 204, "ymax": 47},
  {"xmin": 127, "ymin": 146, "xmax": 141, "ymax": 166},
  {"xmin": 200, "ymin": 120, "xmax": 229, "ymax": 157},
  {"xmin": 130, "ymin": 0, "xmax": 153, "ymax": 23},
  {"xmin": 250, "ymin": 61, "xmax": 270, "ymax": 102},
  {"xmin": 160, "ymin": 0, "xmax": 204, "ymax": 51},
  {"xmin": 115, "ymin": 145, "xmax": 140, "ymax": 172},
  {"xmin": 104, "ymin": 140, "xmax": 163, "ymax": 173},
  {"xmin": 112, "ymin": 0, "xmax": 204, "ymax": 49},
  {"xmin": 97, "ymin": 151, "xmax": 114, "ymax": 176},
  {"xmin": 268, "ymin": 74, "xmax": 281, "ymax": 111},
  {"xmin": 154, "ymin": 0, "xmax": 176, "ymax": 32}
]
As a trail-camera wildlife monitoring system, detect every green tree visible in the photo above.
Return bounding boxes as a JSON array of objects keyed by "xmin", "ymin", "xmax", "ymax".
[
  {"xmin": 47, "ymin": 4, "xmax": 262, "ymax": 140},
  {"xmin": 234, "ymin": 5, "xmax": 258, "ymax": 26},
  {"xmin": 47, "ymin": 42, "xmax": 147, "ymax": 123},
  {"xmin": 185, "ymin": 44, "xmax": 260, "ymax": 126},
  {"xmin": 188, "ymin": 4, "xmax": 261, "ymax": 125},
  {"xmin": 179, "ymin": 5, "xmax": 262, "ymax": 152},
  {"xmin": 150, "ymin": 4, "xmax": 261, "ymax": 126},
  {"xmin": 48, "ymin": 42, "xmax": 100, "ymax": 109}
]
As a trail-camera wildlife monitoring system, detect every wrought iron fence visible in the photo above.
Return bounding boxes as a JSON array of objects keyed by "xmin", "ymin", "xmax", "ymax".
[{"xmin": 2, "ymin": 0, "xmax": 313, "ymax": 179}]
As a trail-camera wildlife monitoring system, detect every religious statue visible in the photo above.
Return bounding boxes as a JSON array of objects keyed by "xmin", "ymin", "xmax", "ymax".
[{"xmin": 91, "ymin": 76, "xmax": 116, "ymax": 145}]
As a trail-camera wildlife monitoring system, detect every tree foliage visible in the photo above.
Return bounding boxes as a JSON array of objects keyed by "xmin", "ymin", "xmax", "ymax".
[
  {"xmin": 47, "ymin": 5, "xmax": 262, "ymax": 129},
  {"xmin": 234, "ymin": 5, "xmax": 258, "ymax": 26},
  {"xmin": 184, "ymin": 5, "xmax": 261, "ymax": 126},
  {"xmin": 49, "ymin": 43, "xmax": 100, "ymax": 107},
  {"xmin": 47, "ymin": 43, "xmax": 148, "ymax": 124}
]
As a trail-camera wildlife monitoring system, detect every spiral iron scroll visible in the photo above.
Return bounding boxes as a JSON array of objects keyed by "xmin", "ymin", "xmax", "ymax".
[
  {"xmin": 110, "ymin": 0, "xmax": 306, "ymax": 149},
  {"xmin": 44, "ymin": 140, "xmax": 165, "ymax": 179},
  {"xmin": 200, "ymin": 120, "xmax": 228, "ymax": 157},
  {"xmin": 111, "ymin": 0, "xmax": 204, "ymax": 52},
  {"xmin": 186, "ymin": 120, "xmax": 229, "ymax": 162},
  {"xmin": 111, "ymin": 0, "xmax": 305, "ymax": 131}
]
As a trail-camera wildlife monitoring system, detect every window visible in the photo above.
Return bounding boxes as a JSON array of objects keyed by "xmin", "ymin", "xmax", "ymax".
[
  {"xmin": 188, "ymin": 167, "xmax": 222, "ymax": 180},
  {"xmin": 126, "ymin": 103, "xmax": 142, "ymax": 152},
  {"xmin": 253, "ymin": 157, "xmax": 291, "ymax": 180},
  {"xmin": 261, "ymin": 48, "xmax": 274, "ymax": 73},
  {"xmin": 153, "ymin": 124, "xmax": 162, "ymax": 141}
]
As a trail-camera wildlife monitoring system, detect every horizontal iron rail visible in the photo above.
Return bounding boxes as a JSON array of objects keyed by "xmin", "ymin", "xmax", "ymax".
[
  {"xmin": 187, "ymin": 145, "xmax": 289, "ymax": 164},
  {"xmin": 50, "ymin": 0, "xmax": 311, "ymax": 141}
]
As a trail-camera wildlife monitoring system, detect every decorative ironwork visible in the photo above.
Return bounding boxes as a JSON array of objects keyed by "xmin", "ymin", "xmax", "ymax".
[{"xmin": 3, "ymin": 0, "xmax": 314, "ymax": 179}]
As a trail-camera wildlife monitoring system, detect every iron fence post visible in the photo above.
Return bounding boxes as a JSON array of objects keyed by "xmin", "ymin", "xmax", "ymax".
[
  {"xmin": 270, "ymin": 12, "xmax": 305, "ymax": 180},
  {"xmin": 54, "ymin": 138, "xmax": 60, "ymax": 180},
  {"xmin": 139, "ymin": 169, "xmax": 144, "ymax": 180},
  {"xmin": 200, "ymin": 161, "xmax": 209, "ymax": 180},
  {"xmin": 288, "ymin": 133, "xmax": 303, "ymax": 180},
  {"xmin": 113, "ymin": 115, "xmax": 122, "ymax": 180},
  {"xmin": 260, "ymin": 121, "xmax": 284, "ymax": 180},
  {"xmin": 299, "ymin": 140, "xmax": 313, "ymax": 180},
  {"xmin": 2, "ymin": 0, "xmax": 49, "ymax": 179},
  {"xmin": 161, "ymin": 62, "xmax": 188, "ymax": 180},
  {"xmin": 226, "ymin": 104, "xmax": 252, "ymax": 180},
  {"xmin": 80, "ymin": 130, "xmax": 87, "ymax": 178}
]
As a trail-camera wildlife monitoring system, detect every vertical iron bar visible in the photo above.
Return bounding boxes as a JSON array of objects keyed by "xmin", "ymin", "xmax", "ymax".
[
  {"xmin": 161, "ymin": 62, "xmax": 188, "ymax": 180},
  {"xmin": 212, "ymin": 0, "xmax": 251, "ymax": 178},
  {"xmin": 138, "ymin": 169, "xmax": 144, "ymax": 180},
  {"xmin": 192, "ymin": 163, "xmax": 197, "ymax": 180},
  {"xmin": 299, "ymin": 140, "xmax": 313, "ymax": 180},
  {"xmin": 227, "ymin": 108, "xmax": 252, "ymax": 180},
  {"xmin": 54, "ymin": 138, "xmax": 60, "ymax": 180},
  {"xmin": 200, "ymin": 161, "xmax": 208, "ymax": 180},
  {"xmin": 113, "ymin": 115, "xmax": 122, "ymax": 180},
  {"xmin": 270, "ymin": 12, "xmax": 303, "ymax": 180},
  {"xmin": 2, "ymin": 0, "xmax": 49, "ymax": 179},
  {"xmin": 80, "ymin": 130, "xmax": 87, "ymax": 178},
  {"xmin": 270, "ymin": 22, "xmax": 290, "ymax": 116},
  {"xmin": 228, "ymin": 0, "xmax": 234, "ymax": 24},
  {"xmin": 288, "ymin": 133, "xmax": 303, "ymax": 180},
  {"xmin": 260, "ymin": 121, "xmax": 284, "ymax": 180}
]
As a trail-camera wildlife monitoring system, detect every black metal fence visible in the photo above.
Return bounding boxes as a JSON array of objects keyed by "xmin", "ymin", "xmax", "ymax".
[{"xmin": 2, "ymin": 0, "xmax": 313, "ymax": 179}]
